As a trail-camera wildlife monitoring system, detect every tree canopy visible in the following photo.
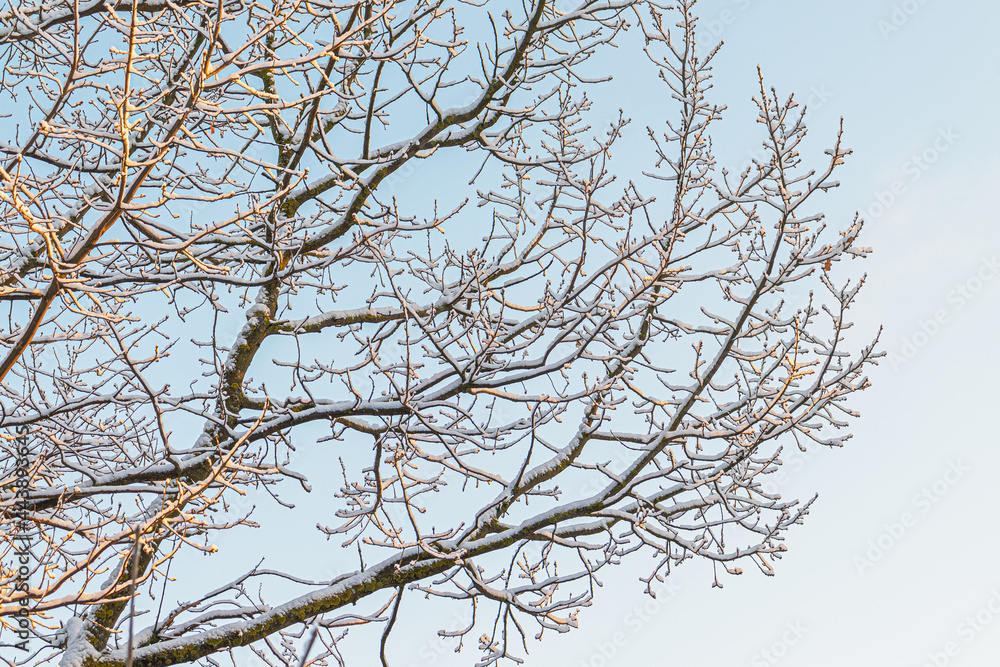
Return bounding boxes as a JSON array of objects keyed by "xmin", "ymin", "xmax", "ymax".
[{"xmin": 0, "ymin": 1, "xmax": 878, "ymax": 665}]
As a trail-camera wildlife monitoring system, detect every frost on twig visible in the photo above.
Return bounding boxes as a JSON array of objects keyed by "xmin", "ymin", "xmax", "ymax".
[{"xmin": 0, "ymin": 1, "xmax": 877, "ymax": 666}]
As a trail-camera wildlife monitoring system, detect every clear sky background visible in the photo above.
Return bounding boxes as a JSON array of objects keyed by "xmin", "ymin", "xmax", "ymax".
[{"xmin": 150, "ymin": 2, "xmax": 1000, "ymax": 666}]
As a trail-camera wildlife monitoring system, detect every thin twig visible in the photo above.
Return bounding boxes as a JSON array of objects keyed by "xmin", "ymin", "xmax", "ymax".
[{"xmin": 379, "ymin": 586, "xmax": 405, "ymax": 667}]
